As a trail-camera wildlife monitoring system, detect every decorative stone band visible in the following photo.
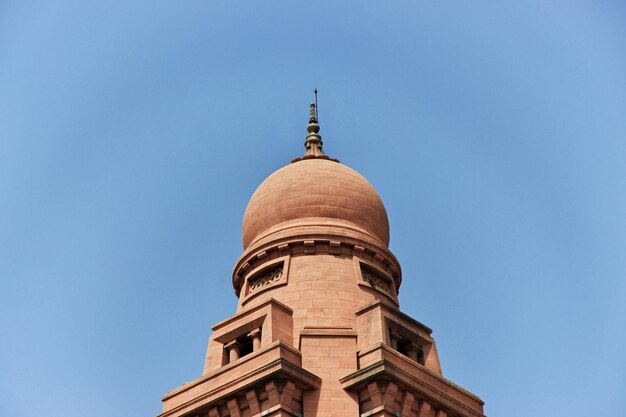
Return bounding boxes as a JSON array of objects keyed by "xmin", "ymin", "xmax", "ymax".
[
  {"xmin": 291, "ymin": 154, "xmax": 340, "ymax": 163},
  {"xmin": 232, "ymin": 236, "xmax": 402, "ymax": 298}
]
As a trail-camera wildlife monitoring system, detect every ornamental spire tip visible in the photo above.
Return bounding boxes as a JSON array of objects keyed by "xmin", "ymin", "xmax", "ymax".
[{"xmin": 291, "ymin": 90, "xmax": 339, "ymax": 163}]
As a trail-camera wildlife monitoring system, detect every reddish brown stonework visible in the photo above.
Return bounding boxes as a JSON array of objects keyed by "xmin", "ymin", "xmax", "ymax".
[{"xmin": 158, "ymin": 103, "xmax": 485, "ymax": 417}]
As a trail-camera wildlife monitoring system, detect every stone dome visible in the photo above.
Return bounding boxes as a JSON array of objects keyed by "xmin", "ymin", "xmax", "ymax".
[{"xmin": 242, "ymin": 158, "xmax": 390, "ymax": 249}]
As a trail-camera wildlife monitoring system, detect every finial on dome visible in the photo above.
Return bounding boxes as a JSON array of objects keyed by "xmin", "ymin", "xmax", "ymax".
[
  {"xmin": 309, "ymin": 101, "xmax": 317, "ymax": 125},
  {"xmin": 305, "ymin": 99, "xmax": 323, "ymax": 156},
  {"xmin": 307, "ymin": 101, "xmax": 320, "ymax": 135},
  {"xmin": 291, "ymin": 91, "xmax": 339, "ymax": 163}
]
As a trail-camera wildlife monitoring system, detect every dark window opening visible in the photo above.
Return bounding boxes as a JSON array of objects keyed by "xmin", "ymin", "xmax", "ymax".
[
  {"xmin": 388, "ymin": 323, "xmax": 427, "ymax": 366},
  {"xmin": 236, "ymin": 334, "xmax": 254, "ymax": 358},
  {"xmin": 223, "ymin": 327, "xmax": 262, "ymax": 364}
]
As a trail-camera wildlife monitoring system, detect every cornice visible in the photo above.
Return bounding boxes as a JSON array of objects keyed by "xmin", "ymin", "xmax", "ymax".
[{"xmin": 232, "ymin": 233, "xmax": 402, "ymax": 297}]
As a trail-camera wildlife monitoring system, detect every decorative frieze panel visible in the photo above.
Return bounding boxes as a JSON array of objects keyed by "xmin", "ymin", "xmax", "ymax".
[
  {"xmin": 239, "ymin": 257, "xmax": 290, "ymax": 306},
  {"xmin": 357, "ymin": 261, "xmax": 398, "ymax": 305},
  {"xmin": 361, "ymin": 265, "xmax": 392, "ymax": 296},
  {"xmin": 248, "ymin": 266, "xmax": 283, "ymax": 294}
]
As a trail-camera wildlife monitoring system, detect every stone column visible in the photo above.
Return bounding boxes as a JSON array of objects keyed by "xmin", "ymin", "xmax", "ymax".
[
  {"xmin": 406, "ymin": 343, "xmax": 421, "ymax": 363},
  {"xmin": 248, "ymin": 328, "xmax": 262, "ymax": 351},
  {"xmin": 389, "ymin": 331, "xmax": 400, "ymax": 350},
  {"xmin": 225, "ymin": 340, "xmax": 243, "ymax": 363}
]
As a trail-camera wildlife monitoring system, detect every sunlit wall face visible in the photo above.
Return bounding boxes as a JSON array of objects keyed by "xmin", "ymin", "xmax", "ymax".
[{"xmin": 0, "ymin": 2, "xmax": 625, "ymax": 417}]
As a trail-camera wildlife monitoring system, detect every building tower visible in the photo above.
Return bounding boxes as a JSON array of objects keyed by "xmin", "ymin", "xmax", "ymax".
[{"xmin": 158, "ymin": 103, "xmax": 485, "ymax": 417}]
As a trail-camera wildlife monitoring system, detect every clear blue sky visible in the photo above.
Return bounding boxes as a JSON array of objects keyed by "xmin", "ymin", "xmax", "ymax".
[{"xmin": 1, "ymin": 2, "xmax": 625, "ymax": 416}]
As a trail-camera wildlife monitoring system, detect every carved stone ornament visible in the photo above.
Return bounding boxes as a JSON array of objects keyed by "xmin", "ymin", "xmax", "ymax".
[
  {"xmin": 248, "ymin": 266, "xmax": 283, "ymax": 294},
  {"xmin": 361, "ymin": 265, "xmax": 392, "ymax": 295}
]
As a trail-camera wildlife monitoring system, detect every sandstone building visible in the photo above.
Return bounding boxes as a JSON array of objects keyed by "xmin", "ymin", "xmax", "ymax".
[{"xmin": 158, "ymin": 103, "xmax": 485, "ymax": 417}]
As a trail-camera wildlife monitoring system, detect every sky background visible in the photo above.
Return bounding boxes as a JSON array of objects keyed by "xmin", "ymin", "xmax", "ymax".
[{"xmin": 1, "ymin": 1, "xmax": 626, "ymax": 416}]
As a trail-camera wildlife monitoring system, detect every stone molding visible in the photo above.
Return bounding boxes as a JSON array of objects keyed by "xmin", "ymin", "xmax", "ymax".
[
  {"xmin": 232, "ymin": 235, "xmax": 402, "ymax": 298},
  {"xmin": 355, "ymin": 301, "xmax": 433, "ymax": 336},
  {"xmin": 298, "ymin": 326, "xmax": 358, "ymax": 350},
  {"xmin": 245, "ymin": 218, "xmax": 387, "ymax": 251},
  {"xmin": 340, "ymin": 344, "xmax": 484, "ymax": 417},
  {"xmin": 211, "ymin": 298, "xmax": 293, "ymax": 333},
  {"xmin": 160, "ymin": 341, "xmax": 321, "ymax": 417}
]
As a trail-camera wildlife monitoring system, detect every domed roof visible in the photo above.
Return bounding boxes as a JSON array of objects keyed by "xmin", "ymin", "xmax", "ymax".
[{"xmin": 242, "ymin": 158, "xmax": 390, "ymax": 249}]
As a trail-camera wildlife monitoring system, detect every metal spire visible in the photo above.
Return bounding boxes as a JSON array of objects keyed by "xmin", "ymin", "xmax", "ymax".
[{"xmin": 291, "ymin": 90, "xmax": 339, "ymax": 163}]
